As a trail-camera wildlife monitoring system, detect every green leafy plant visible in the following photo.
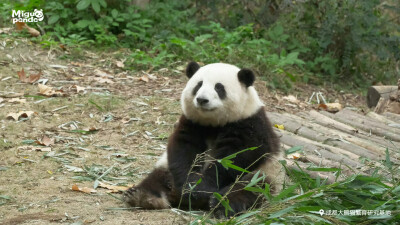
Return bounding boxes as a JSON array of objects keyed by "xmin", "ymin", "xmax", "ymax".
[
  {"xmin": 191, "ymin": 144, "xmax": 400, "ymax": 224},
  {"xmin": 3, "ymin": 0, "xmax": 398, "ymax": 90}
]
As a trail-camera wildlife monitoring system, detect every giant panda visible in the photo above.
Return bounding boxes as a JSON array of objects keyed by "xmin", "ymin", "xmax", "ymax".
[{"xmin": 124, "ymin": 62, "xmax": 285, "ymax": 217}]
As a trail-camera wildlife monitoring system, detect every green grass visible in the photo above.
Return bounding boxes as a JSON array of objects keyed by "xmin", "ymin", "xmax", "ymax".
[{"xmin": 188, "ymin": 147, "xmax": 400, "ymax": 225}]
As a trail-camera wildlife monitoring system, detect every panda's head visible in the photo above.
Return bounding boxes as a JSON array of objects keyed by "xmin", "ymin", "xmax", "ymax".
[{"xmin": 181, "ymin": 62, "xmax": 264, "ymax": 127}]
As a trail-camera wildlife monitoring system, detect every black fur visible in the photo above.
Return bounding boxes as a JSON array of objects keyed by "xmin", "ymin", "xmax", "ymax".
[
  {"xmin": 214, "ymin": 83, "xmax": 226, "ymax": 99},
  {"xmin": 124, "ymin": 64, "xmax": 280, "ymax": 216},
  {"xmin": 186, "ymin": 61, "xmax": 200, "ymax": 78},
  {"xmin": 124, "ymin": 108, "xmax": 279, "ymax": 215},
  {"xmin": 167, "ymin": 108, "xmax": 279, "ymax": 212},
  {"xmin": 238, "ymin": 68, "xmax": 255, "ymax": 87},
  {"xmin": 192, "ymin": 81, "xmax": 203, "ymax": 96},
  {"xmin": 123, "ymin": 167, "xmax": 178, "ymax": 209}
]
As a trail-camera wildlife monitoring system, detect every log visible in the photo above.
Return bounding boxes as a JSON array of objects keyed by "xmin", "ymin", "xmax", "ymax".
[
  {"xmin": 304, "ymin": 154, "xmax": 367, "ymax": 177},
  {"xmin": 297, "ymin": 111, "xmax": 400, "ymax": 160},
  {"xmin": 383, "ymin": 112, "xmax": 400, "ymax": 122},
  {"xmin": 304, "ymin": 110, "xmax": 400, "ymax": 151},
  {"xmin": 337, "ymin": 108, "xmax": 400, "ymax": 135},
  {"xmin": 320, "ymin": 110, "xmax": 400, "ymax": 142},
  {"xmin": 293, "ymin": 112, "xmax": 400, "ymax": 158},
  {"xmin": 366, "ymin": 111, "xmax": 397, "ymax": 125},
  {"xmin": 367, "ymin": 86, "xmax": 397, "ymax": 108},
  {"xmin": 269, "ymin": 112, "xmax": 381, "ymax": 160},
  {"xmin": 306, "ymin": 110, "xmax": 359, "ymax": 135},
  {"xmin": 274, "ymin": 128, "xmax": 363, "ymax": 168}
]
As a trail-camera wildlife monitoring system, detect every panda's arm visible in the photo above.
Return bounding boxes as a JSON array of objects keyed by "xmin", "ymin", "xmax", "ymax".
[
  {"xmin": 168, "ymin": 116, "xmax": 223, "ymax": 208},
  {"xmin": 167, "ymin": 116, "xmax": 209, "ymax": 191},
  {"xmin": 169, "ymin": 118, "xmax": 270, "ymax": 209},
  {"xmin": 211, "ymin": 110, "xmax": 276, "ymax": 172}
]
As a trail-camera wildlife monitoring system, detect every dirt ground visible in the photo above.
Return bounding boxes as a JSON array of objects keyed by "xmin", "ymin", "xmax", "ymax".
[{"xmin": 0, "ymin": 35, "xmax": 367, "ymax": 225}]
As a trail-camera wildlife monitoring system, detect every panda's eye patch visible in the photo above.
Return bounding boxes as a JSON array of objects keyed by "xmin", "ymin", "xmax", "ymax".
[
  {"xmin": 192, "ymin": 81, "xmax": 203, "ymax": 96},
  {"xmin": 215, "ymin": 83, "xmax": 226, "ymax": 99}
]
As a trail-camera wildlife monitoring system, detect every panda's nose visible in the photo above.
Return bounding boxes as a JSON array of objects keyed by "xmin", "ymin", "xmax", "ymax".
[{"xmin": 196, "ymin": 97, "xmax": 209, "ymax": 105}]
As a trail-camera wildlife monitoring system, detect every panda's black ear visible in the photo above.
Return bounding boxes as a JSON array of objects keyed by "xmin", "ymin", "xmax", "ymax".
[
  {"xmin": 238, "ymin": 68, "xmax": 255, "ymax": 87},
  {"xmin": 186, "ymin": 61, "xmax": 200, "ymax": 78}
]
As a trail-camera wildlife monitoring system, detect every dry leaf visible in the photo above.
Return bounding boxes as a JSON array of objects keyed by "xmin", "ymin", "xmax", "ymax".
[
  {"xmin": 318, "ymin": 104, "xmax": 328, "ymax": 110},
  {"xmin": 287, "ymin": 152, "xmax": 302, "ymax": 160},
  {"xmin": 59, "ymin": 44, "xmax": 67, "ymax": 51},
  {"xmin": 176, "ymin": 65, "xmax": 185, "ymax": 71},
  {"xmin": 29, "ymin": 71, "xmax": 42, "ymax": 83},
  {"xmin": 18, "ymin": 146, "xmax": 51, "ymax": 152},
  {"xmin": 70, "ymin": 85, "xmax": 86, "ymax": 93},
  {"xmin": 15, "ymin": 22, "xmax": 40, "ymax": 37},
  {"xmin": 38, "ymin": 84, "xmax": 65, "ymax": 97},
  {"xmin": 8, "ymin": 98, "xmax": 26, "ymax": 104},
  {"xmin": 98, "ymin": 181, "xmax": 130, "ymax": 193},
  {"xmin": 35, "ymin": 135, "xmax": 54, "ymax": 146},
  {"xmin": 121, "ymin": 117, "xmax": 132, "ymax": 124},
  {"xmin": 65, "ymin": 165, "xmax": 84, "ymax": 172},
  {"xmin": 17, "ymin": 68, "xmax": 26, "ymax": 82},
  {"xmin": 139, "ymin": 75, "xmax": 149, "ymax": 83},
  {"xmin": 15, "ymin": 22, "xmax": 26, "ymax": 30},
  {"xmin": 71, "ymin": 184, "xmax": 97, "ymax": 194},
  {"xmin": 1, "ymin": 92, "xmax": 24, "ymax": 98},
  {"xmin": 93, "ymin": 76, "xmax": 114, "ymax": 84},
  {"xmin": 71, "ymin": 184, "xmax": 80, "ymax": 191},
  {"xmin": 70, "ymin": 61, "xmax": 85, "ymax": 67},
  {"xmin": 25, "ymin": 26, "xmax": 40, "ymax": 37},
  {"xmin": 84, "ymin": 127, "xmax": 99, "ymax": 132},
  {"xmin": 148, "ymin": 74, "xmax": 157, "ymax": 80},
  {"xmin": 0, "ymin": 27, "xmax": 12, "ymax": 34},
  {"xmin": 282, "ymin": 95, "xmax": 300, "ymax": 104},
  {"xmin": 6, "ymin": 111, "xmax": 35, "ymax": 121},
  {"xmin": 318, "ymin": 103, "xmax": 342, "ymax": 113},
  {"xmin": 116, "ymin": 61, "xmax": 125, "ymax": 68},
  {"xmin": 94, "ymin": 69, "xmax": 113, "ymax": 78},
  {"xmin": 17, "ymin": 68, "xmax": 41, "ymax": 83}
]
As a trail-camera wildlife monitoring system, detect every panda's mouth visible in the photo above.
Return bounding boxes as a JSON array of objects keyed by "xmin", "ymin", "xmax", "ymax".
[
  {"xmin": 197, "ymin": 106, "xmax": 217, "ymax": 112},
  {"xmin": 202, "ymin": 108, "xmax": 216, "ymax": 112}
]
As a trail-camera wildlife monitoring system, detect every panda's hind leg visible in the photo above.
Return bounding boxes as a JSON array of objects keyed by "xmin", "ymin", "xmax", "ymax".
[{"xmin": 123, "ymin": 167, "xmax": 178, "ymax": 209}]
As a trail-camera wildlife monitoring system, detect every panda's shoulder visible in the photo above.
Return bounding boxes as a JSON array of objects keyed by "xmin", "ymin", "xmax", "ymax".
[{"xmin": 225, "ymin": 108, "xmax": 268, "ymax": 128}]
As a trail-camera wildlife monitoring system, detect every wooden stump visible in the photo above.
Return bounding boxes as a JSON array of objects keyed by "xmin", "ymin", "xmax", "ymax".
[
  {"xmin": 372, "ymin": 79, "xmax": 400, "ymax": 114},
  {"xmin": 367, "ymin": 86, "xmax": 397, "ymax": 108}
]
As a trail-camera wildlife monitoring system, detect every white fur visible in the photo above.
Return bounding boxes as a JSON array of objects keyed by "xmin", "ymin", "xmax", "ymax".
[
  {"xmin": 155, "ymin": 151, "xmax": 168, "ymax": 168},
  {"xmin": 257, "ymin": 152, "xmax": 286, "ymax": 195},
  {"xmin": 181, "ymin": 63, "xmax": 264, "ymax": 127}
]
